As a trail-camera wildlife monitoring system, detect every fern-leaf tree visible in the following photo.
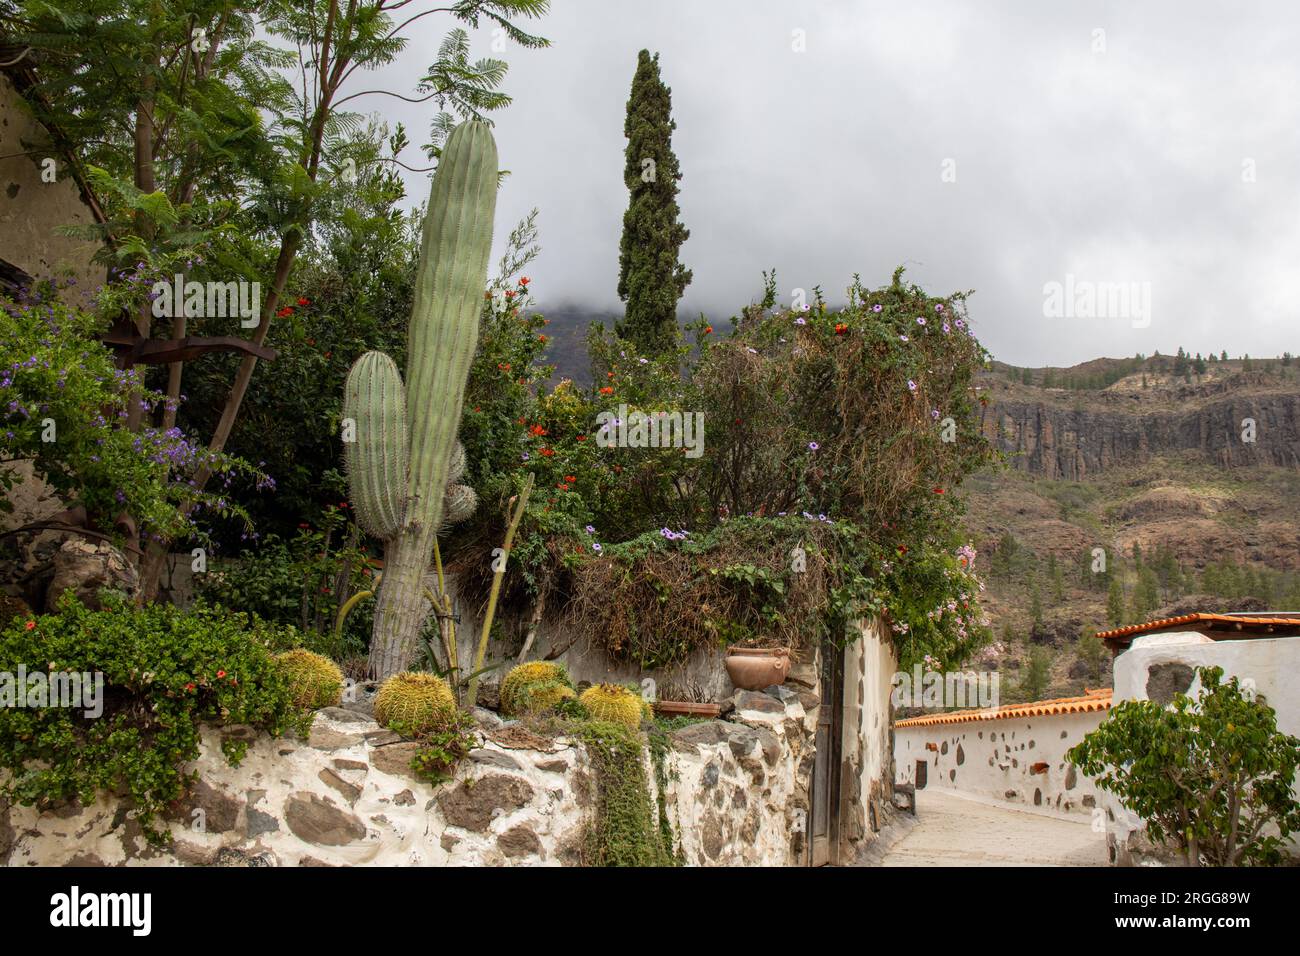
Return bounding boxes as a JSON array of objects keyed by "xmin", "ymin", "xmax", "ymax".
[{"xmin": 0, "ymin": 0, "xmax": 550, "ymax": 596}]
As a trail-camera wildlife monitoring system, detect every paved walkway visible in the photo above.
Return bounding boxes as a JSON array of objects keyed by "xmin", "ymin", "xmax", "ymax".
[{"xmin": 878, "ymin": 788, "xmax": 1107, "ymax": 866}]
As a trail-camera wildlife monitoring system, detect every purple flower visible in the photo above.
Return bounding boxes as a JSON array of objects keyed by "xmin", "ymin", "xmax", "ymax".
[
  {"xmin": 907, "ymin": 380, "xmax": 917, "ymax": 392},
  {"xmin": 872, "ymin": 304, "xmax": 882, "ymax": 313},
  {"xmin": 916, "ymin": 316, "xmax": 926, "ymax": 326},
  {"xmin": 808, "ymin": 441, "xmax": 819, "ymax": 451},
  {"xmin": 795, "ymin": 317, "xmax": 806, "ymax": 325},
  {"xmin": 592, "ymin": 542, "xmax": 603, "ymax": 553},
  {"xmin": 585, "ymin": 525, "xmax": 595, "ymax": 534},
  {"xmin": 942, "ymin": 323, "xmax": 950, "ymax": 333},
  {"xmin": 931, "ymin": 409, "xmax": 940, "ymax": 420},
  {"xmin": 899, "ymin": 334, "xmax": 909, "ymax": 343},
  {"xmin": 935, "ymin": 303, "xmax": 944, "ymax": 312}
]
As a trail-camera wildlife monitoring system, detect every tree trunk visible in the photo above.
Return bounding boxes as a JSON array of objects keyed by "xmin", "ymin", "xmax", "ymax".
[{"xmin": 368, "ymin": 526, "xmax": 433, "ymax": 679}]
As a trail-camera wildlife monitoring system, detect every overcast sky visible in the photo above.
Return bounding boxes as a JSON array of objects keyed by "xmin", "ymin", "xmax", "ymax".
[{"xmin": 364, "ymin": 1, "xmax": 1300, "ymax": 367}]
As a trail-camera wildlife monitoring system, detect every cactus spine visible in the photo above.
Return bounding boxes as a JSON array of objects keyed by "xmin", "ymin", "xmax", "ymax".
[{"xmin": 341, "ymin": 121, "xmax": 498, "ymax": 679}]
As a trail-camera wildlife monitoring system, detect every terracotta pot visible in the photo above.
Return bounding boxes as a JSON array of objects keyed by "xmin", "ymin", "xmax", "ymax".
[
  {"xmin": 654, "ymin": 701, "xmax": 722, "ymax": 718},
  {"xmin": 724, "ymin": 646, "xmax": 791, "ymax": 691}
]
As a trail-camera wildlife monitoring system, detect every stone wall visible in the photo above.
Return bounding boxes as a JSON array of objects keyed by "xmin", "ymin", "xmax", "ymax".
[
  {"xmin": 3, "ymin": 687, "xmax": 816, "ymax": 867},
  {"xmin": 894, "ymin": 710, "xmax": 1106, "ymax": 817}
]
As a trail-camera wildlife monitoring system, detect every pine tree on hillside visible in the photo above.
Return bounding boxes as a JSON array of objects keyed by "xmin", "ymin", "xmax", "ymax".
[
  {"xmin": 616, "ymin": 50, "xmax": 692, "ymax": 355},
  {"xmin": 1107, "ymin": 577, "xmax": 1126, "ymax": 626}
]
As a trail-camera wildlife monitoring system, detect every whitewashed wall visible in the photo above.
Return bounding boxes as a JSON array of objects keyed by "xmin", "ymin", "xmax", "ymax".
[{"xmin": 895, "ymin": 709, "xmax": 1106, "ymax": 816}]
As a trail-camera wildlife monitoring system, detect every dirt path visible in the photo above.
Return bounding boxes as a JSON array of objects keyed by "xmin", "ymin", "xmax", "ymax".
[{"xmin": 878, "ymin": 788, "xmax": 1107, "ymax": 866}]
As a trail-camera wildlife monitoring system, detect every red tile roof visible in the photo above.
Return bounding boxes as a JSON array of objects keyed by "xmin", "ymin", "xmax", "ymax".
[
  {"xmin": 894, "ymin": 688, "xmax": 1112, "ymax": 728},
  {"xmin": 1095, "ymin": 612, "xmax": 1300, "ymax": 644}
]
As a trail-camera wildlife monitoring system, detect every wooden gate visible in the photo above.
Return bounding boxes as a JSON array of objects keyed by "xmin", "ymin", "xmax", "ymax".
[{"xmin": 809, "ymin": 643, "xmax": 844, "ymax": 865}]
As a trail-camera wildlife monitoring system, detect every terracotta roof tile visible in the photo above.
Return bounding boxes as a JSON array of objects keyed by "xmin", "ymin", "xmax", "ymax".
[
  {"xmin": 1095, "ymin": 612, "xmax": 1300, "ymax": 643},
  {"xmin": 894, "ymin": 688, "xmax": 1112, "ymax": 729}
]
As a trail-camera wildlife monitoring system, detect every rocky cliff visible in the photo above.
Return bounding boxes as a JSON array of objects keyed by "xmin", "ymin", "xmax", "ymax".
[{"xmin": 978, "ymin": 369, "xmax": 1300, "ymax": 479}]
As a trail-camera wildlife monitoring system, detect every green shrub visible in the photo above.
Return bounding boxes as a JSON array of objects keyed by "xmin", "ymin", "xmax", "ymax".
[
  {"xmin": 1070, "ymin": 666, "xmax": 1300, "ymax": 866},
  {"xmin": 0, "ymin": 595, "xmax": 303, "ymax": 843}
]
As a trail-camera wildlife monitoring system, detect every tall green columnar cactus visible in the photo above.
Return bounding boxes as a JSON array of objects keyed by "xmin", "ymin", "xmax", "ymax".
[{"xmin": 341, "ymin": 120, "xmax": 497, "ymax": 679}]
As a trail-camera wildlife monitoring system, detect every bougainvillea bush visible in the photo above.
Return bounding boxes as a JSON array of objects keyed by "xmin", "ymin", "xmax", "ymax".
[{"xmin": 446, "ymin": 268, "xmax": 995, "ymax": 670}]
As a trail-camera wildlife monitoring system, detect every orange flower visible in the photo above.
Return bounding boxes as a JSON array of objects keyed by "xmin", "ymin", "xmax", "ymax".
[
  {"xmin": 834, "ymin": 323, "xmax": 848, "ymax": 335},
  {"xmin": 599, "ymin": 386, "xmax": 613, "ymax": 395},
  {"xmin": 538, "ymin": 334, "xmax": 548, "ymax": 343},
  {"xmin": 520, "ymin": 276, "xmax": 530, "ymax": 286},
  {"xmin": 498, "ymin": 362, "xmax": 511, "ymax": 371},
  {"xmin": 277, "ymin": 306, "xmax": 293, "ymax": 317},
  {"xmin": 576, "ymin": 434, "xmax": 586, "ymax": 442},
  {"xmin": 564, "ymin": 475, "xmax": 576, "ymax": 483},
  {"xmin": 540, "ymin": 448, "xmax": 555, "ymax": 457},
  {"xmin": 704, "ymin": 325, "xmax": 713, "ymax": 334},
  {"xmin": 607, "ymin": 372, "xmax": 615, "ymax": 379}
]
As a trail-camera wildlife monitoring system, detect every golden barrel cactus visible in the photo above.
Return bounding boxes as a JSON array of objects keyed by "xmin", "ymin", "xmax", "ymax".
[
  {"xmin": 579, "ymin": 683, "xmax": 646, "ymax": 729},
  {"xmin": 275, "ymin": 649, "xmax": 344, "ymax": 710},
  {"xmin": 500, "ymin": 661, "xmax": 577, "ymax": 716},
  {"xmin": 374, "ymin": 671, "xmax": 457, "ymax": 737}
]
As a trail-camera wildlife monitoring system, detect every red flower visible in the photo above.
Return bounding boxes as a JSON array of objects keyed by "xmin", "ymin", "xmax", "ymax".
[
  {"xmin": 185, "ymin": 682, "xmax": 196, "ymax": 692},
  {"xmin": 297, "ymin": 297, "xmax": 309, "ymax": 306},
  {"xmin": 933, "ymin": 487, "xmax": 944, "ymax": 494},
  {"xmin": 505, "ymin": 290, "xmax": 516, "ymax": 299},
  {"xmin": 307, "ymin": 338, "xmax": 315, "ymax": 345},
  {"xmin": 540, "ymin": 447, "xmax": 555, "ymax": 457},
  {"xmin": 557, "ymin": 482, "xmax": 570, "ymax": 490},
  {"xmin": 538, "ymin": 334, "xmax": 548, "ymax": 343},
  {"xmin": 217, "ymin": 670, "xmax": 226, "ymax": 679},
  {"xmin": 498, "ymin": 362, "xmax": 511, "ymax": 371},
  {"xmin": 517, "ymin": 417, "xmax": 526, "ymax": 425},
  {"xmin": 277, "ymin": 306, "xmax": 293, "ymax": 318},
  {"xmin": 576, "ymin": 434, "xmax": 587, "ymax": 442},
  {"xmin": 599, "ymin": 386, "xmax": 614, "ymax": 395},
  {"xmin": 324, "ymin": 351, "xmax": 331, "ymax": 358},
  {"xmin": 704, "ymin": 325, "xmax": 713, "ymax": 334},
  {"xmin": 834, "ymin": 323, "xmax": 848, "ymax": 335},
  {"xmin": 25, "ymin": 620, "xmax": 35, "ymax": 631},
  {"xmin": 519, "ymin": 276, "xmax": 530, "ymax": 286},
  {"xmin": 564, "ymin": 475, "xmax": 576, "ymax": 483},
  {"xmin": 897, "ymin": 545, "xmax": 908, "ymax": 556},
  {"xmin": 529, "ymin": 424, "xmax": 547, "ymax": 437}
]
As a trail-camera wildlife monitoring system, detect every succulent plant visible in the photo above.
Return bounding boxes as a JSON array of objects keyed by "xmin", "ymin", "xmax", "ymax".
[
  {"xmin": 579, "ymin": 683, "xmax": 647, "ymax": 730},
  {"xmin": 374, "ymin": 671, "xmax": 458, "ymax": 737},
  {"xmin": 275, "ymin": 649, "xmax": 344, "ymax": 710},
  {"xmin": 500, "ymin": 661, "xmax": 577, "ymax": 716},
  {"xmin": 340, "ymin": 120, "xmax": 499, "ymax": 678}
]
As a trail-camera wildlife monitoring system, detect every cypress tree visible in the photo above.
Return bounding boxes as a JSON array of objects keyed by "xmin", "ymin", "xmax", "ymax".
[{"xmin": 616, "ymin": 50, "xmax": 692, "ymax": 354}]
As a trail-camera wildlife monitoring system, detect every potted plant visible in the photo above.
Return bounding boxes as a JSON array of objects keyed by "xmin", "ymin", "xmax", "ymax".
[{"xmin": 724, "ymin": 639, "xmax": 791, "ymax": 691}]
